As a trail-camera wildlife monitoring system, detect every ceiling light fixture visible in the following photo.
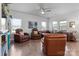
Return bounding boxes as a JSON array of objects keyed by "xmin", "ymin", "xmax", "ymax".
[
  {"xmin": 41, "ymin": 11, "xmax": 45, "ymax": 14},
  {"xmin": 40, "ymin": 8, "xmax": 45, "ymax": 15}
]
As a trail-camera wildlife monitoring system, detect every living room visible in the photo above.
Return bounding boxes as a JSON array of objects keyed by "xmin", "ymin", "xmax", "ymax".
[{"xmin": 0, "ymin": 3, "xmax": 79, "ymax": 56}]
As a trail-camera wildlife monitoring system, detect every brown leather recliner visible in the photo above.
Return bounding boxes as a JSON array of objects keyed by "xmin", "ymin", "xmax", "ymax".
[
  {"xmin": 42, "ymin": 33, "xmax": 67, "ymax": 56},
  {"xmin": 14, "ymin": 29, "xmax": 29, "ymax": 43},
  {"xmin": 31, "ymin": 28, "xmax": 42, "ymax": 40}
]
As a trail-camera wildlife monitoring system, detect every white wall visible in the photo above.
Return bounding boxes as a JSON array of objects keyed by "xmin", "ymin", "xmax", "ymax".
[{"xmin": 10, "ymin": 10, "xmax": 47, "ymax": 34}]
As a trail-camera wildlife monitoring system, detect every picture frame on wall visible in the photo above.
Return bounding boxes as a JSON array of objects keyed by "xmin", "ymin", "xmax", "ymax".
[
  {"xmin": 69, "ymin": 21, "xmax": 75, "ymax": 28},
  {"xmin": 28, "ymin": 21, "xmax": 37, "ymax": 29}
]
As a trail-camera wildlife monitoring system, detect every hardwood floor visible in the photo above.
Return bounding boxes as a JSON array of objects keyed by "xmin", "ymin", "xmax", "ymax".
[
  {"xmin": 8, "ymin": 40, "xmax": 79, "ymax": 56},
  {"xmin": 8, "ymin": 40, "xmax": 43, "ymax": 56},
  {"xmin": 65, "ymin": 41, "xmax": 79, "ymax": 56}
]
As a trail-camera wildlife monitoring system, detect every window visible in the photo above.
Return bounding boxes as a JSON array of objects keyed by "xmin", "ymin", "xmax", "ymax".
[
  {"xmin": 0, "ymin": 18, "xmax": 6, "ymax": 31},
  {"xmin": 59, "ymin": 21, "xmax": 67, "ymax": 30},
  {"xmin": 41, "ymin": 22, "xmax": 47, "ymax": 31},
  {"xmin": 11, "ymin": 18, "xmax": 22, "ymax": 33},
  {"xmin": 52, "ymin": 21, "xmax": 59, "ymax": 31}
]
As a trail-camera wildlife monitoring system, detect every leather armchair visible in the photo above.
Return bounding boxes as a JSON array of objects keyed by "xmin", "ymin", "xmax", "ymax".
[
  {"xmin": 31, "ymin": 28, "xmax": 42, "ymax": 40},
  {"xmin": 14, "ymin": 29, "xmax": 29, "ymax": 43},
  {"xmin": 42, "ymin": 33, "xmax": 67, "ymax": 56}
]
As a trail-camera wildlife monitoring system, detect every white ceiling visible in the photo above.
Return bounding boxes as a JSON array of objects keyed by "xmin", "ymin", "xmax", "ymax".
[{"xmin": 8, "ymin": 3, "xmax": 79, "ymax": 19}]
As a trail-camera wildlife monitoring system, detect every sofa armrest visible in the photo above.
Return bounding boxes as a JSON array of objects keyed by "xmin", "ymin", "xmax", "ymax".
[{"xmin": 14, "ymin": 34, "xmax": 20, "ymax": 41}]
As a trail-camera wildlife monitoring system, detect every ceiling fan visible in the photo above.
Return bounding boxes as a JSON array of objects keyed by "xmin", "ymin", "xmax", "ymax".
[{"xmin": 39, "ymin": 4, "xmax": 51, "ymax": 15}]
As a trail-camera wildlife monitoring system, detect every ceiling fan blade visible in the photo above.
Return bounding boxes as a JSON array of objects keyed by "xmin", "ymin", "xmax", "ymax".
[
  {"xmin": 38, "ymin": 4, "xmax": 51, "ymax": 14},
  {"xmin": 46, "ymin": 9, "xmax": 51, "ymax": 12}
]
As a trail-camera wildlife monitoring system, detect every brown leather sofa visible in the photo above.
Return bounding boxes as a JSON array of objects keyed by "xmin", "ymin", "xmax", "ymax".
[
  {"xmin": 67, "ymin": 32, "xmax": 76, "ymax": 42},
  {"xmin": 42, "ymin": 33, "xmax": 67, "ymax": 56},
  {"xmin": 57, "ymin": 31, "xmax": 76, "ymax": 42},
  {"xmin": 14, "ymin": 29, "xmax": 29, "ymax": 43},
  {"xmin": 31, "ymin": 28, "xmax": 42, "ymax": 40},
  {"xmin": 39, "ymin": 30, "xmax": 51, "ymax": 33}
]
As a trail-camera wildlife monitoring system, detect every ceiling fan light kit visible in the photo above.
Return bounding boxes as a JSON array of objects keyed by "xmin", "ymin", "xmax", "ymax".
[{"xmin": 41, "ymin": 11, "xmax": 45, "ymax": 14}]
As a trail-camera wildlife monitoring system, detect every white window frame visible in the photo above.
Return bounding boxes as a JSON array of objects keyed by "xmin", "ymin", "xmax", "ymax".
[
  {"xmin": 52, "ymin": 21, "xmax": 59, "ymax": 31},
  {"xmin": 59, "ymin": 21, "xmax": 67, "ymax": 30},
  {"xmin": 11, "ymin": 18, "xmax": 22, "ymax": 33},
  {"xmin": 41, "ymin": 22, "xmax": 47, "ymax": 31},
  {"xmin": 0, "ymin": 18, "xmax": 6, "ymax": 31}
]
